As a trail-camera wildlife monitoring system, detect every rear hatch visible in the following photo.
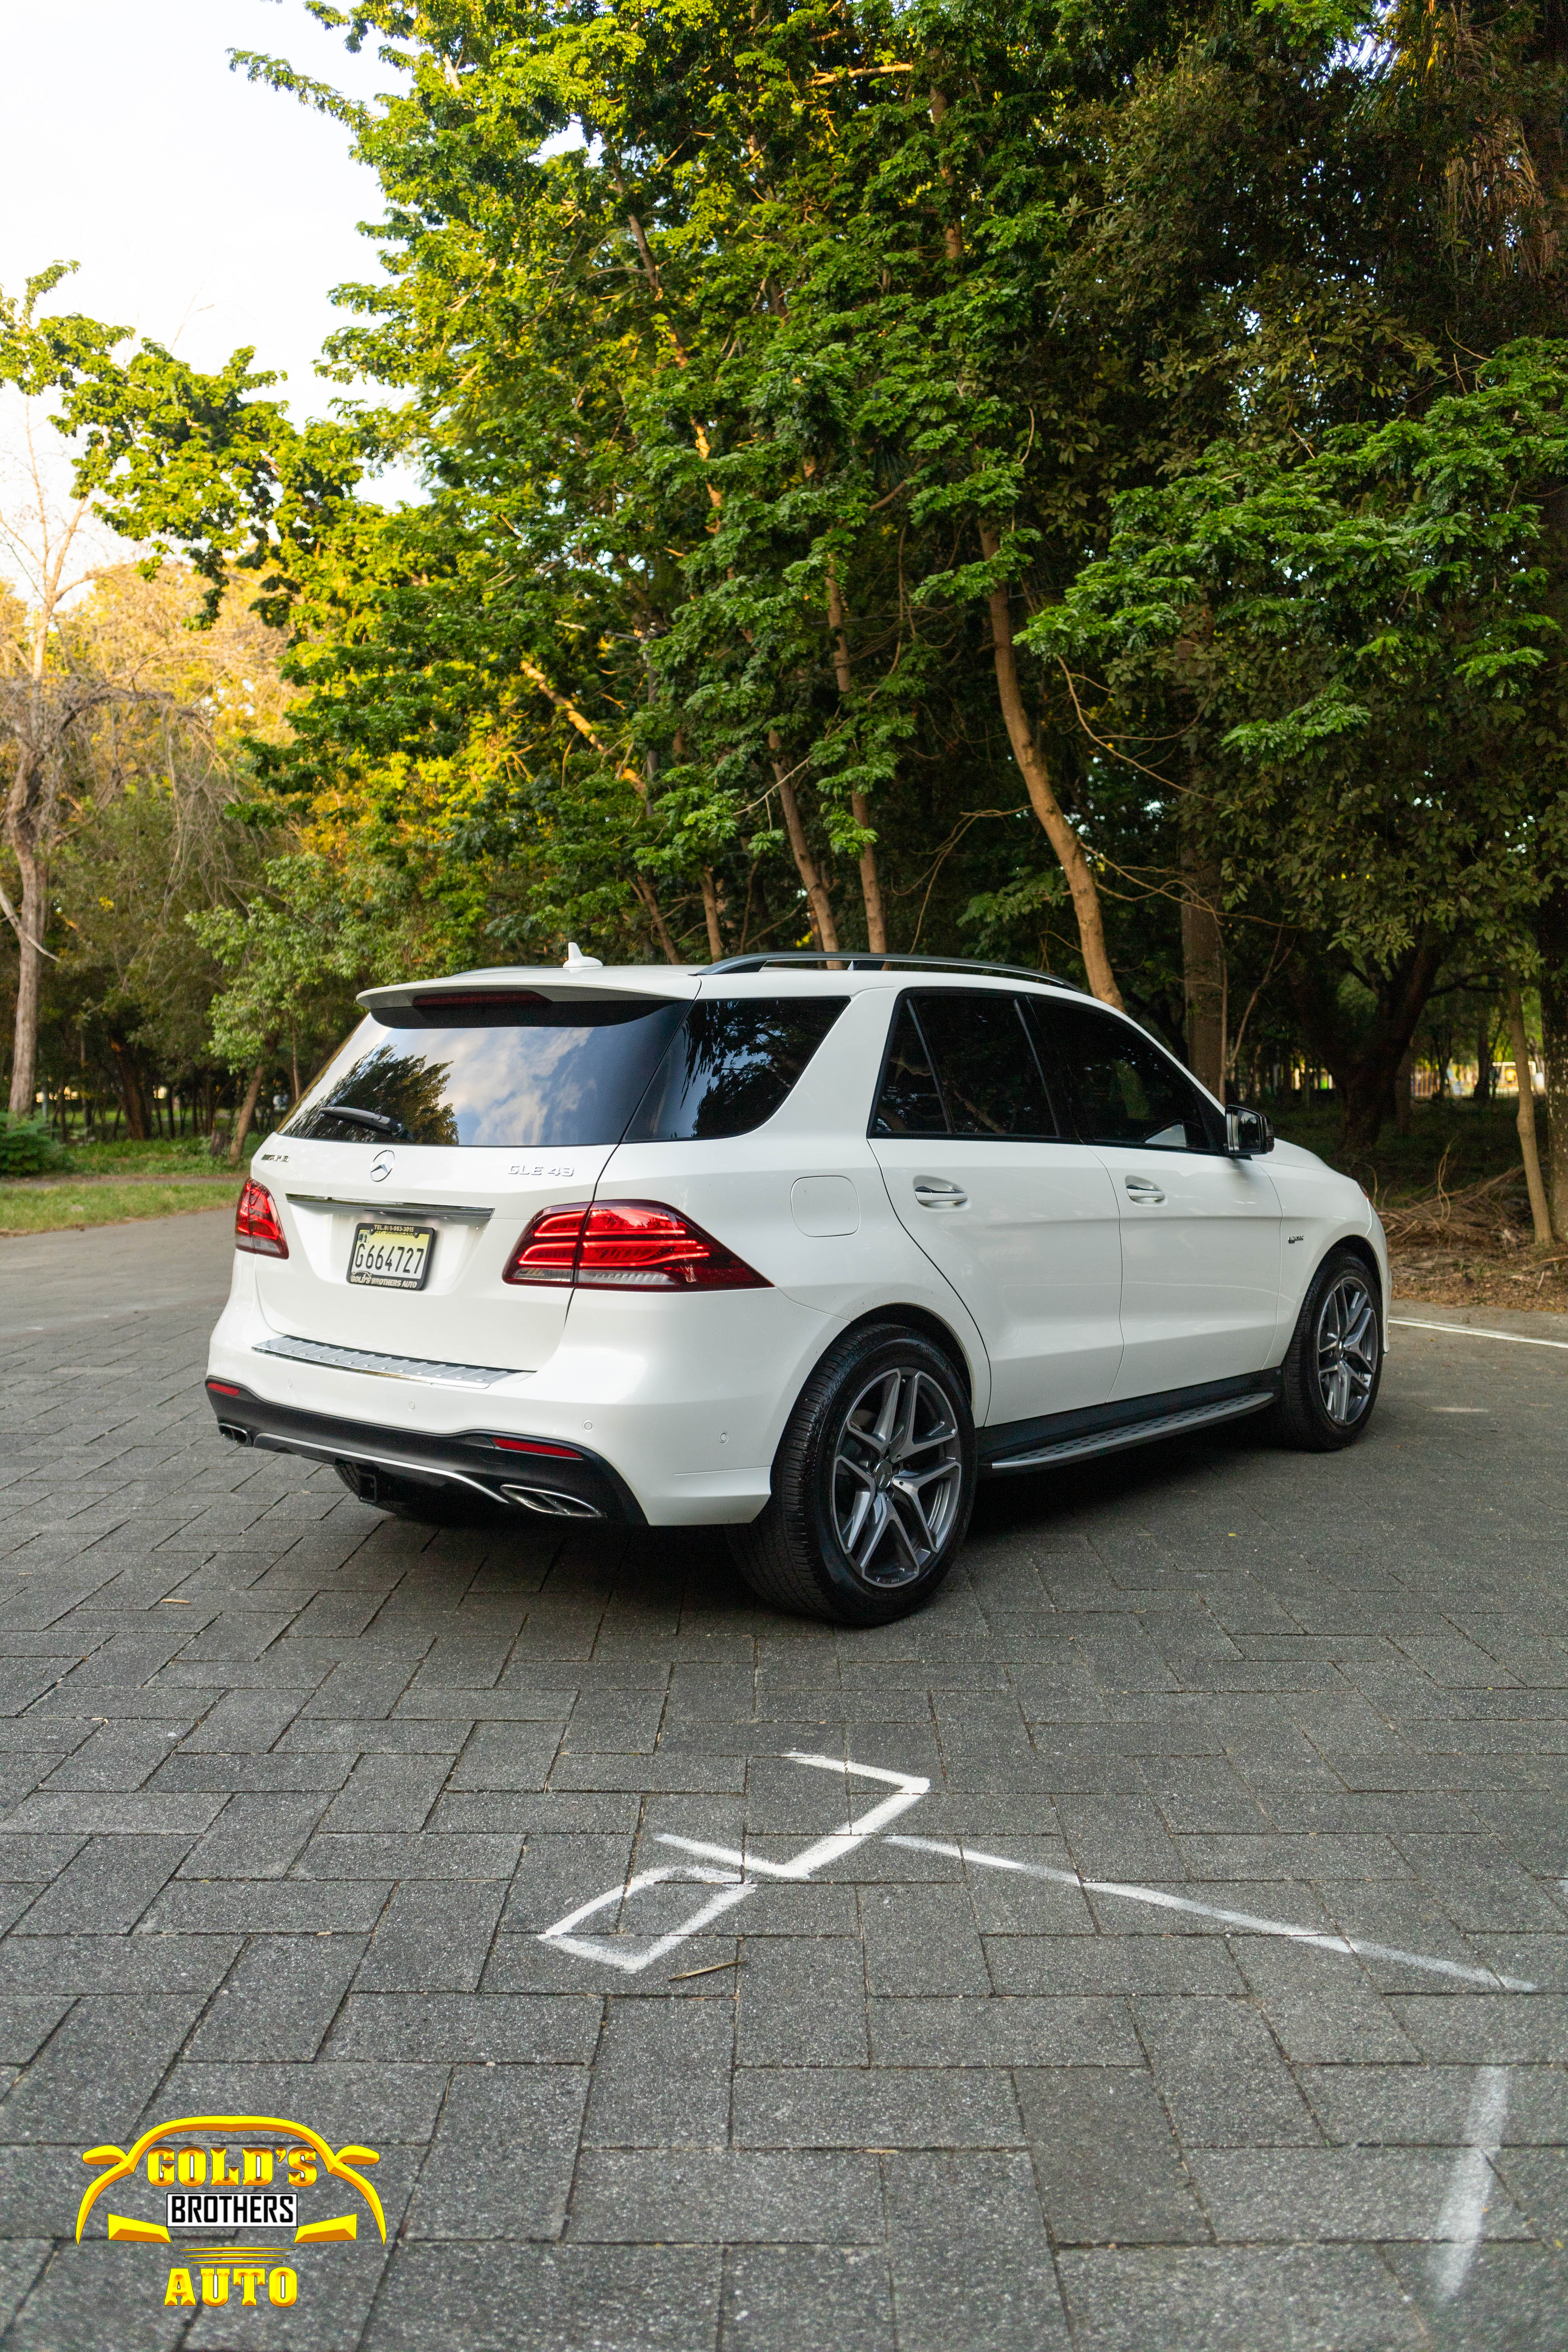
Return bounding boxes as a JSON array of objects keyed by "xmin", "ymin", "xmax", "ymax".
[{"xmin": 251, "ymin": 974, "xmax": 696, "ymax": 1373}]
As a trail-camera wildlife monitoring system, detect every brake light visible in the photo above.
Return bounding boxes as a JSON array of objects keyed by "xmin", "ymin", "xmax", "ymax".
[
  {"xmin": 502, "ymin": 1200, "xmax": 768, "ymax": 1291},
  {"xmin": 235, "ymin": 1179, "xmax": 288, "ymax": 1258},
  {"xmin": 504, "ymin": 1202, "xmax": 590, "ymax": 1284}
]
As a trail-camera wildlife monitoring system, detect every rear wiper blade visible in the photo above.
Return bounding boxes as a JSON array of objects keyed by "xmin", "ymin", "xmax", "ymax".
[{"xmin": 324, "ymin": 1101, "xmax": 410, "ymax": 1139}]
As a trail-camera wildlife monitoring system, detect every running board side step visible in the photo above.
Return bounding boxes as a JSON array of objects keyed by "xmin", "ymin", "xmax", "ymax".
[{"xmin": 984, "ymin": 1388, "xmax": 1277, "ymax": 1475}]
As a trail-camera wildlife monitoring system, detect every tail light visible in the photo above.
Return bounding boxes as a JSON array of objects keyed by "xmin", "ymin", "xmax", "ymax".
[
  {"xmin": 235, "ymin": 1179, "xmax": 289, "ymax": 1258},
  {"xmin": 504, "ymin": 1203, "xmax": 589, "ymax": 1284},
  {"xmin": 503, "ymin": 1200, "xmax": 768, "ymax": 1291}
]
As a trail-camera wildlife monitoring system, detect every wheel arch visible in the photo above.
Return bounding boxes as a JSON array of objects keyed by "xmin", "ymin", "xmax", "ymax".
[
  {"xmin": 1330, "ymin": 1233, "xmax": 1383, "ymax": 1308},
  {"xmin": 825, "ymin": 1303, "xmax": 979, "ymax": 1402}
]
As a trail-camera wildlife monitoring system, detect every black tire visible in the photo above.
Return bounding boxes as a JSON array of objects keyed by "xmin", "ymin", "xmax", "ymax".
[
  {"xmin": 1270, "ymin": 1246, "xmax": 1383, "ymax": 1452},
  {"xmin": 727, "ymin": 1323, "xmax": 977, "ymax": 1626}
]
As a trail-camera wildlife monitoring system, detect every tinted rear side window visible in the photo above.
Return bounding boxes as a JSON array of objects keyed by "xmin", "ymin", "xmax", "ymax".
[
  {"xmin": 284, "ymin": 997, "xmax": 687, "ymax": 1149},
  {"xmin": 625, "ymin": 997, "xmax": 849, "ymax": 1141},
  {"xmin": 871, "ymin": 1003, "xmax": 947, "ymax": 1136},
  {"xmin": 916, "ymin": 995, "xmax": 1060, "ymax": 1138},
  {"xmin": 872, "ymin": 994, "xmax": 1059, "ymax": 1139}
]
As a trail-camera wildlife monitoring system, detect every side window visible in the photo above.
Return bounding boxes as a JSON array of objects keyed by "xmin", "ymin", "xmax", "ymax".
[
  {"xmin": 1034, "ymin": 1001, "xmax": 1216, "ymax": 1152},
  {"xmin": 917, "ymin": 994, "xmax": 1060, "ymax": 1137},
  {"xmin": 872, "ymin": 994, "xmax": 1060, "ymax": 1139},
  {"xmin": 626, "ymin": 997, "xmax": 849, "ymax": 1141},
  {"xmin": 871, "ymin": 1002, "xmax": 947, "ymax": 1136}
]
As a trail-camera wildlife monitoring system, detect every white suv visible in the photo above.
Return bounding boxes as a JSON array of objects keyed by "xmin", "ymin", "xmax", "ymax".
[{"xmin": 206, "ymin": 954, "xmax": 1387, "ymax": 1626}]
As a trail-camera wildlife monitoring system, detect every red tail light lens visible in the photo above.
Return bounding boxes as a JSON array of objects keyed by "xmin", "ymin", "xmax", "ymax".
[
  {"xmin": 577, "ymin": 1201, "xmax": 769, "ymax": 1289},
  {"xmin": 235, "ymin": 1178, "xmax": 289, "ymax": 1258},
  {"xmin": 503, "ymin": 1202, "xmax": 590, "ymax": 1284},
  {"xmin": 502, "ymin": 1200, "xmax": 768, "ymax": 1291}
]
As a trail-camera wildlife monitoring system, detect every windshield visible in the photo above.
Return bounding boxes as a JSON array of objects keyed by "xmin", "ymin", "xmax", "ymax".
[{"xmin": 283, "ymin": 995, "xmax": 688, "ymax": 1148}]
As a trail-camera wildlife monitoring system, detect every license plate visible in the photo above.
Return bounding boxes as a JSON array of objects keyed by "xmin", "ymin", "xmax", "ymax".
[{"xmin": 348, "ymin": 1222, "xmax": 435, "ymax": 1291}]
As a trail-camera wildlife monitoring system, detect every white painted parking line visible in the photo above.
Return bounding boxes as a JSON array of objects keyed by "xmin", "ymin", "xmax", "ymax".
[
  {"xmin": 539, "ymin": 1863, "xmax": 755, "ymax": 1974},
  {"xmin": 654, "ymin": 1753, "xmax": 930, "ymax": 1880},
  {"xmin": 1430, "ymin": 2066, "xmax": 1510, "ymax": 2301},
  {"xmin": 1391, "ymin": 1316, "xmax": 1568, "ymax": 1352},
  {"xmin": 539, "ymin": 1754, "xmax": 930, "ymax": 1976},
  {"xmin": 540, "ymin": 1755, "xmax": 1539, "ymax": 1992},
  {"xmin": 886, "ymin": 1836, "xmax": 1539, "ymax": 1992}
]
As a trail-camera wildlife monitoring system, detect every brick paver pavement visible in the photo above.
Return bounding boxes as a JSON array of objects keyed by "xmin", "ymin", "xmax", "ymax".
[{"xmin": 0, "ymin": 1211, "xmax": 1565, "ymax": 2348}]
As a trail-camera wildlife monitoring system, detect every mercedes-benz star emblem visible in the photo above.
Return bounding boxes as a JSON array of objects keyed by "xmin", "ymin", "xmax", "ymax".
[{"xmin": 370, "ymin": 1150, "xmax": 395, "ymax": 1183}]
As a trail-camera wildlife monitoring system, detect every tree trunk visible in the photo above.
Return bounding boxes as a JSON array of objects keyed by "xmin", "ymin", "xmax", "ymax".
[
  {"xmin": 632, "ymin": 873, "xmax": 682, "ymax": 965},
  {"xmin": 1291, "ymin": 939, "xmax": 1445, "ymax": 1152},
  {"xmin": 1507, "ymin": 986, "xmax": 1554, "ymax": 1245},
  {"xmin": 108, "ymin": 1035, "xmax": 150, "ymax": 1141},
  {"xmin": 1475, "ymin": 1018, "xmax": 1494, "ymax": 1104},
  {"xmin": 825, "ymin": 569, "xmax": 888, "ymax": 953},
  {"xmin": 1535, "ymin": 886, "xmax": 1568, "ymax": 1236},
  {"xmin": 700, "ymin": 868, "xmax": 724, "ymax": 962},
  {"xmin": 1180, "ymin": 829, "xmax": 1224, "ymax": 1095},
  {"xmin": 228, "ymin": 1061, "xmax": 267, "ymax": 1167},
  {"xmin": 5, "ymin": 847, "xmax": 45, "ymax": 1117},
  {"xmin": 1393, "ymin": 1043, "xmax": 1414, "ymax": 1135},
  {"xmin": 768, "ymin": 731, "xmax": 840, "ymax": 954},
  {"xmin": 978, "ymin": 527, "xmax": 1121, "ymax": 1006}
]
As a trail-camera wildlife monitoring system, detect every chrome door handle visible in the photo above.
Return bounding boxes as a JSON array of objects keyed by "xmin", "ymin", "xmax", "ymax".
[
  {"xmin": 1124, "ymin": 1176, "xmax": 1165, "ymax": 1204},
  {"xmin": 913, "ymin": 1177, "xmax": 968, "ymax": 1210}
]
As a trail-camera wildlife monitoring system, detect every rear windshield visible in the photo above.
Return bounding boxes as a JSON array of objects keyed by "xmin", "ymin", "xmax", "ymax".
[
  {"xmin": 626, "ymin": 997, "xmax": 848, "ymax": 1141},
  {"xmin": 283, "ymin": 990, "xmax": 847, "ymax": 1150},
  {"xmin": 284, "ymin": 995, "xmax": 687, "ymax": 1149}
]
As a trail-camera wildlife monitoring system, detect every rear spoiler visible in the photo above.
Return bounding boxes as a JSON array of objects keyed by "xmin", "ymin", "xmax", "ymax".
[{"xmin": 358, "ymin": 966, "xmax": 701, "ymax": 1018}]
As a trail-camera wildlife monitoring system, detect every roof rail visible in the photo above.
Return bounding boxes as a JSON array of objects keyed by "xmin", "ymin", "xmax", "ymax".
[{"xmin": 703, "ymin": 951, "xmax": 1084, "ymax": 991}]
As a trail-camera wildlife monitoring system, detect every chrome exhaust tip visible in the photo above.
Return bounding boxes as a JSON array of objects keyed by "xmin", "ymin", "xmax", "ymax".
[{"xmin": 499, "ymin": 1483, "xmax": 603, "ymax": 1519}]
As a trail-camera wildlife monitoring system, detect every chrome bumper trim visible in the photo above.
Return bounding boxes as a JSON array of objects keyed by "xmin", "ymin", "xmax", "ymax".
[
  {"xmin": 286, "ymin": 1194, "xmax": 493, "ymax": 1225},
  {"xmin": 253, "ymin": 1333, "xmax": 525, "ymax": 1389}
]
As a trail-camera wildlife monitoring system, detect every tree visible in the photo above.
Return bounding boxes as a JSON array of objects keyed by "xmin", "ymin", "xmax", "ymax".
[{"xmin": 1031, "ymin": 340, "xmax": 1568, "ymax": 1145}]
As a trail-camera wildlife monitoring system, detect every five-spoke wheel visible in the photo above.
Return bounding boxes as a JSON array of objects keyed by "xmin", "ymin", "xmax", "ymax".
[
  {"xmin": 728, "ymin": 1324, "xmax": 977, "ymax": 1625},
  {"xmin": 1273, "ymin": 1245, "xmax": 1383, "ymax": 1451},
  {"xmin": 830, "ymin": 1366, "xmax": 967, "ymax": 1588},
  {"xmin": 1314, "ymin": 1268, "xmax": 1379, "ymax": 1429}
]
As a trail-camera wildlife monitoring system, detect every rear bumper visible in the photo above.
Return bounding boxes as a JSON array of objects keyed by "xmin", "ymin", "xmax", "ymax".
[{"xmin": 205, "ymin": 1380, "xmax": 646, "ymax": 1524}]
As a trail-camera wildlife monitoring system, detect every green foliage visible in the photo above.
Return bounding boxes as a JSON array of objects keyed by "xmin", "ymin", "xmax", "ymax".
[
  {"xmin": 9, "ymin": 0, "xmax": 1568, "ymax": 1147},
  {"xmin": 0, "ymin": 1113, "xmax": 72, "ymax": 1176},
  {"xmin": 190, "ymin": 844, "xmax": 478, "ymax": 1071}
]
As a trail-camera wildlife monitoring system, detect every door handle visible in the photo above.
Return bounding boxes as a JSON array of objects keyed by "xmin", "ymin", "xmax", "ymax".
[
  {"xmin": 1124, "ymin": 1176, "xmax": 1165, "ymax": 1204},
  {"xmin": 913, "ymin": 1177, "xmax": 968, "ymax": 1210}
]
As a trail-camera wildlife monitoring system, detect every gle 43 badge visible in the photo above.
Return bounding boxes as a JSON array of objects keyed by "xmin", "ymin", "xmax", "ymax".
[{"xmin": 77, "ymin": 2112, "xmax": 384, "ymax": 2311}]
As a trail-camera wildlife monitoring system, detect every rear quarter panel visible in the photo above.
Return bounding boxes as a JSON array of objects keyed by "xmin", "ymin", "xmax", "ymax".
[{"xmin": 592, "ymin": 986, "xmax": 994, "ymax": 1427}]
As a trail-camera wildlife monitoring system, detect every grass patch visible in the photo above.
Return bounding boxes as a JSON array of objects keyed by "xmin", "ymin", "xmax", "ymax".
[
  {"xmin": 0, "ymin": 1180, "xmax": 241, "ymax": 1234},
  {"xmin": 1269, "ymin": 1098, "xmax": 1537, "ymax": 1205},
  {"xmin": 57, "ymin": 1136, "xmax": 239, "ymax": 1178}
]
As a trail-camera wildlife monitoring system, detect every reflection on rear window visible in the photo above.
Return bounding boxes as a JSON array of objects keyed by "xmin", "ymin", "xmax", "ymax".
[
  {"xmin": 283, "ymin": 998, "xmax": 687, "ymax": 1148},
  {"xmin": 626, "ymin": 998, "xmax": 848, "ymax": 1141}
]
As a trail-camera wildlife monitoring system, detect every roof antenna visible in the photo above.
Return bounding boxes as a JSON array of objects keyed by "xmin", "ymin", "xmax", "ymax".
[{"xmin": 562, "ymin": 942, "xmax": 604, "ymax": 971}]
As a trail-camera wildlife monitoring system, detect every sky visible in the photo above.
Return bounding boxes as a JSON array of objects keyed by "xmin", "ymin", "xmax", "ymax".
[
  {"xmin": 0, "ymin": 0, "xmax": 412, "ymax": 580},
  {"xmin": 3, "ymin": 0, "xmax": 396, "ymax": 422}
]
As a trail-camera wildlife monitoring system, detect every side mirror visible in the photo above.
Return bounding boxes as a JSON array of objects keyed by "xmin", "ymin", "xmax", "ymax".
[{"xmin": 1225, "ymin": 1104, "xmax": 1273, "ymax": 1158}]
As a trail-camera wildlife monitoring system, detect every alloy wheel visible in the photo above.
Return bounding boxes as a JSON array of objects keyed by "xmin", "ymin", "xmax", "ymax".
[
  {"xmin": 830, "ymin": 1365, "xmax": 966, "ymax": 1587},
  {"xmin": 1314, "ymin": 1271, "xmax": 1379, "ymax": 1427}
]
